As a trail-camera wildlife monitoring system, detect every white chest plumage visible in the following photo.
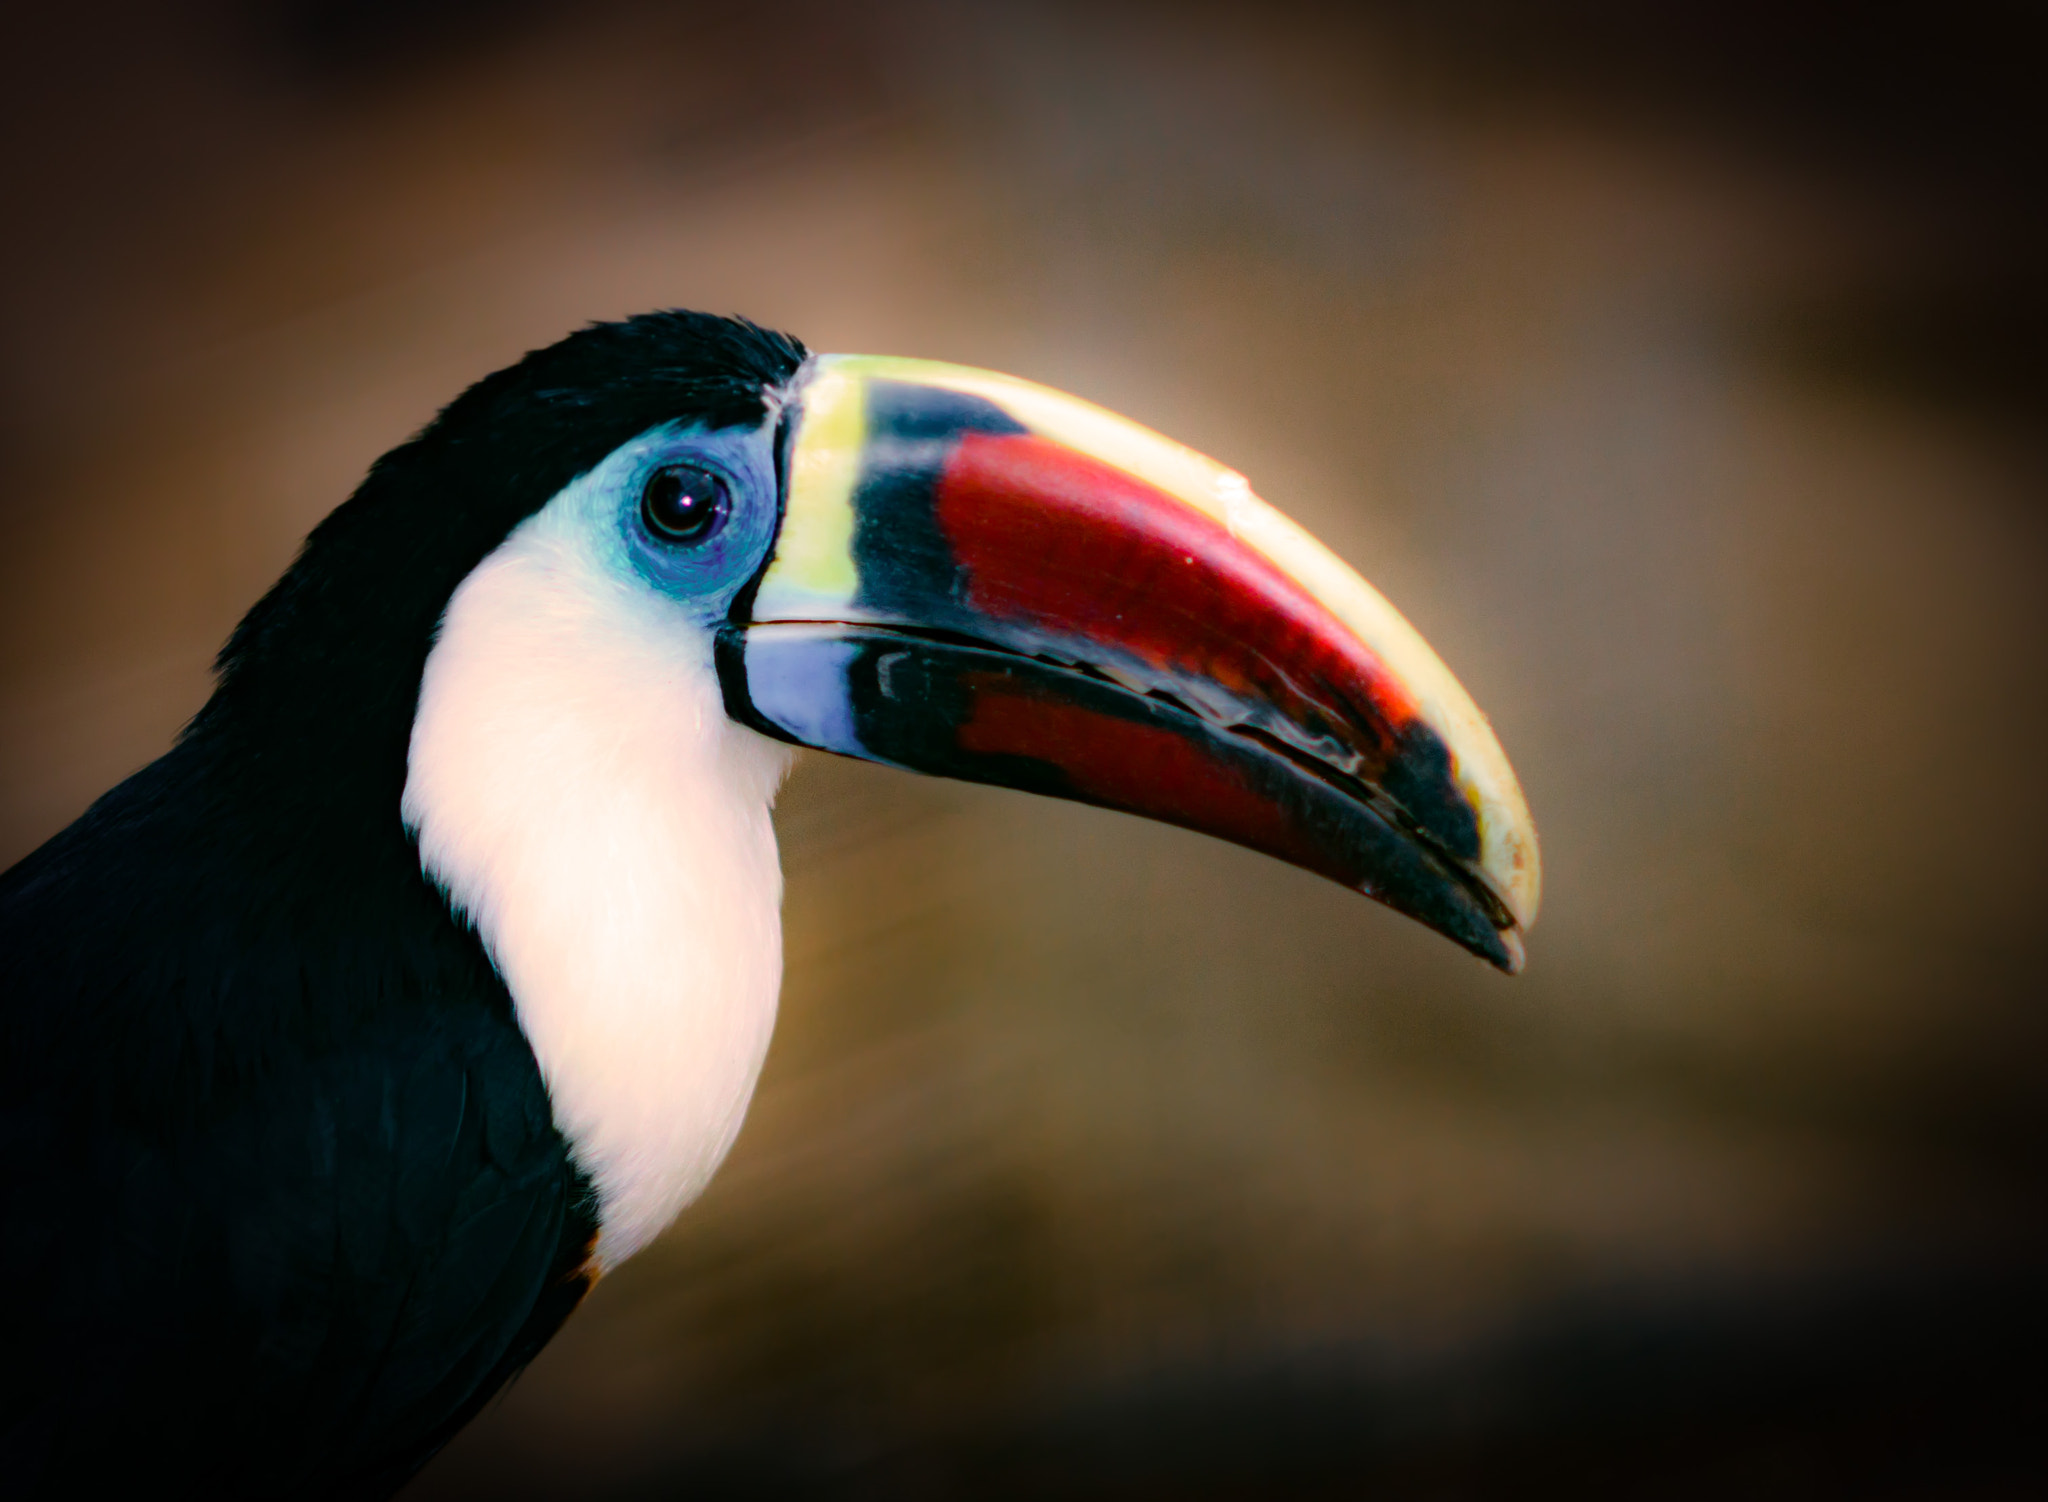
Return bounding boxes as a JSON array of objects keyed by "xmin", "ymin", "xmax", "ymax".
[{"xmin": 403, "ymin": 492, "xmax": 794, "ymax": 1268}]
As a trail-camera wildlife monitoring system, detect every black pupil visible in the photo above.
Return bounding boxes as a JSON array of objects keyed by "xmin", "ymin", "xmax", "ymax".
[{"xmin": 641, "ymin": 464, "xmax": 728, "ymax": 543}]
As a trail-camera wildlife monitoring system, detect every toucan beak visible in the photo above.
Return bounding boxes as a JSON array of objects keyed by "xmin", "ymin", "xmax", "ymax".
[{"xmin": 716, "ymin": 355, "xmax": 1541, "ymax": 972}]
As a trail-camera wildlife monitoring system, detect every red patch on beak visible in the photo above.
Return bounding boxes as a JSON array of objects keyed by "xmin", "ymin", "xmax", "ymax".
[
  {"xmin": 952, "ymin": 671, "xmax": 1333, "ymax": 876},
  {"xmin": 931, "ymin": 433, "xmax": 1422, "ymax": 773}
]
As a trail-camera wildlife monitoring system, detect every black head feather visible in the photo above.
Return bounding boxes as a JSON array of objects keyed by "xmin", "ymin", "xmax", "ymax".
[{"xmin": 206, "ymin": 310, "xmax": 806, "ymax": 749}]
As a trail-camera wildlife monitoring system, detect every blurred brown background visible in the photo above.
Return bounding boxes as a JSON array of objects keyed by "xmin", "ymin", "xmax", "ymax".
[{"xmin": 3, "ymin": 1, "xmax": 2044, "ymax": 1495}]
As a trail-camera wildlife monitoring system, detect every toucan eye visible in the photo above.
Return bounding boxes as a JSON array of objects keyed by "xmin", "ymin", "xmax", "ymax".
[{"xmin": 640, "ymin": 463, "xmax": 730, "ymax": 545}]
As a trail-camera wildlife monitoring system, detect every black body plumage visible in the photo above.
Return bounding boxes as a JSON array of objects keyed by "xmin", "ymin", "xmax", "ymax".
[{"xmin": 0, "ymin": 314, "xmax": 807, "ymax": 1497}]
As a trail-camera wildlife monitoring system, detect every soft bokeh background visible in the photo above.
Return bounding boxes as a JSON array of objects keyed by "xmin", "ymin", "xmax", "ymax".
[{"xmin": 3, "ymin": 2, "xmax": 2043, "ymax": 1494}]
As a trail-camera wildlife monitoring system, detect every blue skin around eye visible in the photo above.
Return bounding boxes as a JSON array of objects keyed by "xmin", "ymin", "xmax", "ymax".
[{"xmin": 613, "ymin": 420, "xmax": 782, "ymax": 621}]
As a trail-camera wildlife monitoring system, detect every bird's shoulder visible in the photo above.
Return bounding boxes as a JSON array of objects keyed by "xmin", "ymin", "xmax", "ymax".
[{"xmin": 1, "ymin": 744, "xmax": 599, "ymax": 1497}]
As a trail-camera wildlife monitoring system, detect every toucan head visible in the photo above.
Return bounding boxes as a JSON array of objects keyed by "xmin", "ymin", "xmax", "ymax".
[
  {"xmin": 192, "ymin": 310, "xmax": 1539, "ymax": 1258},
  {"xmin": 323, "ymin": 313, "xmax": 1540, "ymax": 958},
  {"xmin": 216, "ymin": 310, "xmax": 1537, "ymax": 971}
]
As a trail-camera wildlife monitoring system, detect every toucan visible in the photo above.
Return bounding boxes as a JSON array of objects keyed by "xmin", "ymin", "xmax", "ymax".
[{"xmin": 0, "ymin": 312, "xmax": 1538, "ymax": 1498}]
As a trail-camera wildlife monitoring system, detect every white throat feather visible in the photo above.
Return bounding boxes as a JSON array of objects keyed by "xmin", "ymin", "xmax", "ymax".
[{"xmin": 403, "ymin": 484, "xmax": 794, "ymax": 1268}]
